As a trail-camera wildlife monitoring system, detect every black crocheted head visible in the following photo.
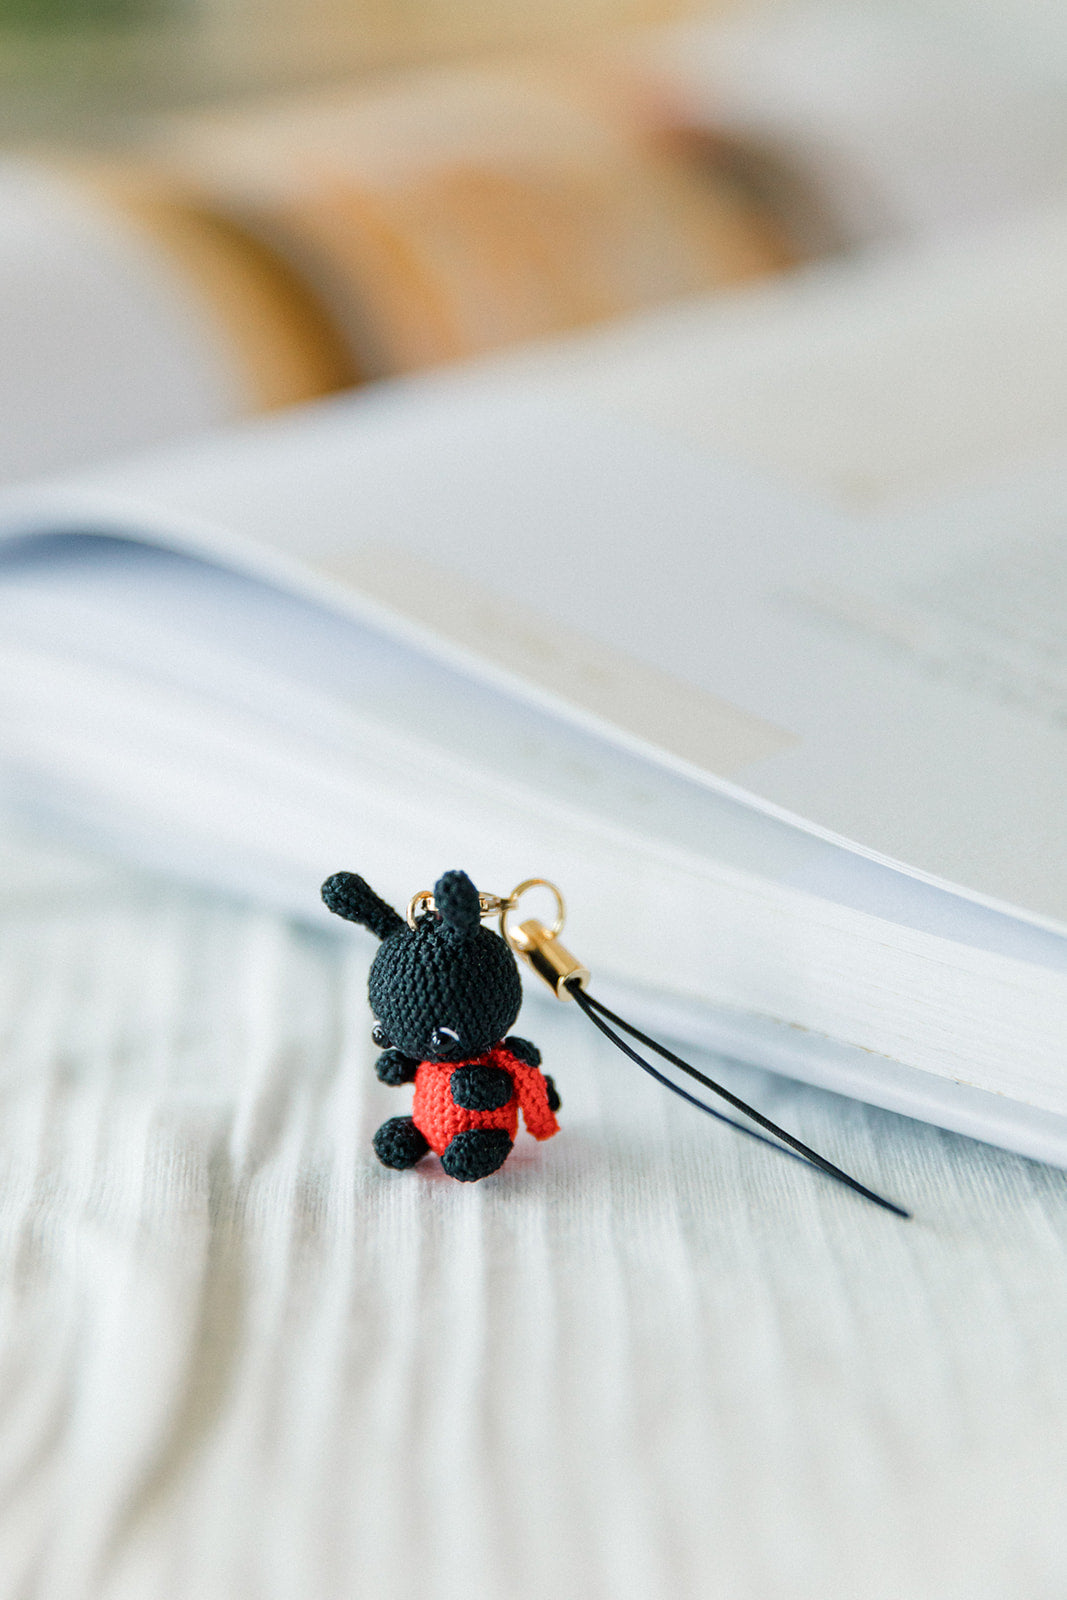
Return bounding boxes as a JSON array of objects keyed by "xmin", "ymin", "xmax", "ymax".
[{"xmin": 320, "ymin": 868, "xmax": 522, "ymax": 1062}]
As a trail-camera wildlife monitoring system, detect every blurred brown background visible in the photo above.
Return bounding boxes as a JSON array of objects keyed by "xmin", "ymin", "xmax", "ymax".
[{"xmin": 5, "ymin": 0, "xmax": 1067, "ymax": 486}]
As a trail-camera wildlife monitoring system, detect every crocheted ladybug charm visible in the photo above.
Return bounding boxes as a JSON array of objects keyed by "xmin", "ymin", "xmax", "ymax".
[{"xmin": 321, "ymin": 868, "xmax": 561, "ymax": 1181}]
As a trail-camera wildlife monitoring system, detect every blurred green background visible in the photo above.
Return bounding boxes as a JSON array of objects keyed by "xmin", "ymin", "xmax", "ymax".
[{"xmin": 0, "ymin": 0, "xmax": 704, "ymax": 140}]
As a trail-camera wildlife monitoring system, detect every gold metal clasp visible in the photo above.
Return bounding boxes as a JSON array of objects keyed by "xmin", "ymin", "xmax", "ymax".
[
  {"xmin": 406, "ymin": 888, "xmax": 517, "ymax": 929},
  {"xmin": 499, "ymin": 878, "xmax": 589, "ymax": 1000}
]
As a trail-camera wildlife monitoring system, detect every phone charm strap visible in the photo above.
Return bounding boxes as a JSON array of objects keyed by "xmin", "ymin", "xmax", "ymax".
[{"xmin": 499, "ymin": 880, "xmax": 910, "ymax": 1220}]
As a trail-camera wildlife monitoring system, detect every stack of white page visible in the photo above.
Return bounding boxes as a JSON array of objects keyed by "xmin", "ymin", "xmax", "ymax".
[{"xmin": 3, "ymin": 204, "xmax": 1067, "ymax": 1165}]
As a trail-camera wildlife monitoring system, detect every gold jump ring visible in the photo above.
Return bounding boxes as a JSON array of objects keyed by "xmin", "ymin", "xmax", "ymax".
[{"xmin": 500, "ymin": 878, "xmax": 566, "ymax": 950}]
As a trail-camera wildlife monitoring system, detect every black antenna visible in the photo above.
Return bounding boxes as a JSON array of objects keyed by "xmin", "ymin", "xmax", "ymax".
[{"xmin": 570, "ymin": 983, "xmax": 910, "ymax": 1220}]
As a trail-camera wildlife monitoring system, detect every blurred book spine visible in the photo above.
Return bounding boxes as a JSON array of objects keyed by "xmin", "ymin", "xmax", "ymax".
[
  {"xmin": 0, "ymin": 157, "xmax": 353, "ymax": 483},
  {"xmin": 153, "ymin": 57, "xmax": 793, "ymax": 377},
  {"xmin": 0, "ymin": 51, "xmax": 791, "ymax": 481},
  {"xmin": 7, "ymin": 7, "xmax": 1067, "ymax": 488},
  {"xmin": 74, "ymin": 159, "xmax": 360, "ymax": 405}
]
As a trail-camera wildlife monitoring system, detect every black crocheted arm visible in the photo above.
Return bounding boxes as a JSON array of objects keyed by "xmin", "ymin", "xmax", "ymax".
[
  {"xmin": 543, "ymin": 1074, "xmax": 561, "ymax": 1114},
  {"xmin": 504, "ymin": 1035, "xmax": 541, "ymax": 1068},
  {"xmin": 376, "ymin": 1049, "xmax": 419, "ymax": 1086}
]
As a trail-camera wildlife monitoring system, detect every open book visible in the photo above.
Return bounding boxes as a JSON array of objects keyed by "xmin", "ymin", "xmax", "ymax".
[{"xmin": 2, "ymin": 211, "xmax": 1067, "ymax": 1168}]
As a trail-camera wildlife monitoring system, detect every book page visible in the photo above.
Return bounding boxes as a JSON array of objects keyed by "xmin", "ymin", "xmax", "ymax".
[
  {"xmin": 460, "ymin": 199, "xmax": 1067, "ymax": 511},
  {"xmin": 314, "ymin": 397, "xmax": 1067, "ymax": 929},
  {"xmin": 4, "ymin": 379, "xmax": 1067, "ymax": 933},
  {"xmin": 684, "ymin": 462, "xmax": 1067, "ymax": 927}
]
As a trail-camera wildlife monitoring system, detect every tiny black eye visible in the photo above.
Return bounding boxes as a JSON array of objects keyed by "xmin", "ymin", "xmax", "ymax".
[
  {"xmin": 430, "ymin": 1025, "xmax": 461, "ymax": 1056},
  {"xmin": 371, "ymin": 1022, "xmax": 391, "ymax": 1048}
]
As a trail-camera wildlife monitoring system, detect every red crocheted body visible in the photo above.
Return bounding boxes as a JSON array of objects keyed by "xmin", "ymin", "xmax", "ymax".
[{"xmin": 412, "ymin": 1044, "xmax": 559, "ymax": 1156}]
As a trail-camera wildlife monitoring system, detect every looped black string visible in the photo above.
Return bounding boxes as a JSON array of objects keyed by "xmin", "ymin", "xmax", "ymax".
[{"xmin": 568, "ymin": 982, "xmax": 910, "ymax": 1219}]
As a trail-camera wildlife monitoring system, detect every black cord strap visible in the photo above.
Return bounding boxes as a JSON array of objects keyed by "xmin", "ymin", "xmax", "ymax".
[{"xmin": 570, "ymin": 983, "xmax": 910, "ymax": 1219}]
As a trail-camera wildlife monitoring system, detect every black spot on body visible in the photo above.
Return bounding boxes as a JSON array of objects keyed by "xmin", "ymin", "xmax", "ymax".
[{"xmin": 450, "ymin": 1064, "xmax": 514, "ymax": 1111}]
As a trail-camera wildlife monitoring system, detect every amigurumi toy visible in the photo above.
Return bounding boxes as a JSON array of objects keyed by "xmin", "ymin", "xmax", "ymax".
[{"xmin": 321, "ymin": 868, "xmax": 561, "ymax": 1181}]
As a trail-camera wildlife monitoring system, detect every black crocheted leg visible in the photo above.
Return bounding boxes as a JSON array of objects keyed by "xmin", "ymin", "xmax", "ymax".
[
  {"xmin": 440, "ymin": 1129, "xmax": 513, "ymax": 1182},
  {"xmin": 373, "ymin": 1116, "xmax": 430, "ymax": 1170}
]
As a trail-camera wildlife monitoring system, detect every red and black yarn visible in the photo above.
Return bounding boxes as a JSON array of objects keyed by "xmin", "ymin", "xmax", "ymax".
[{"xmin": 321, "ymin": 868, "xmax": 560, "ymax": 1182}]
